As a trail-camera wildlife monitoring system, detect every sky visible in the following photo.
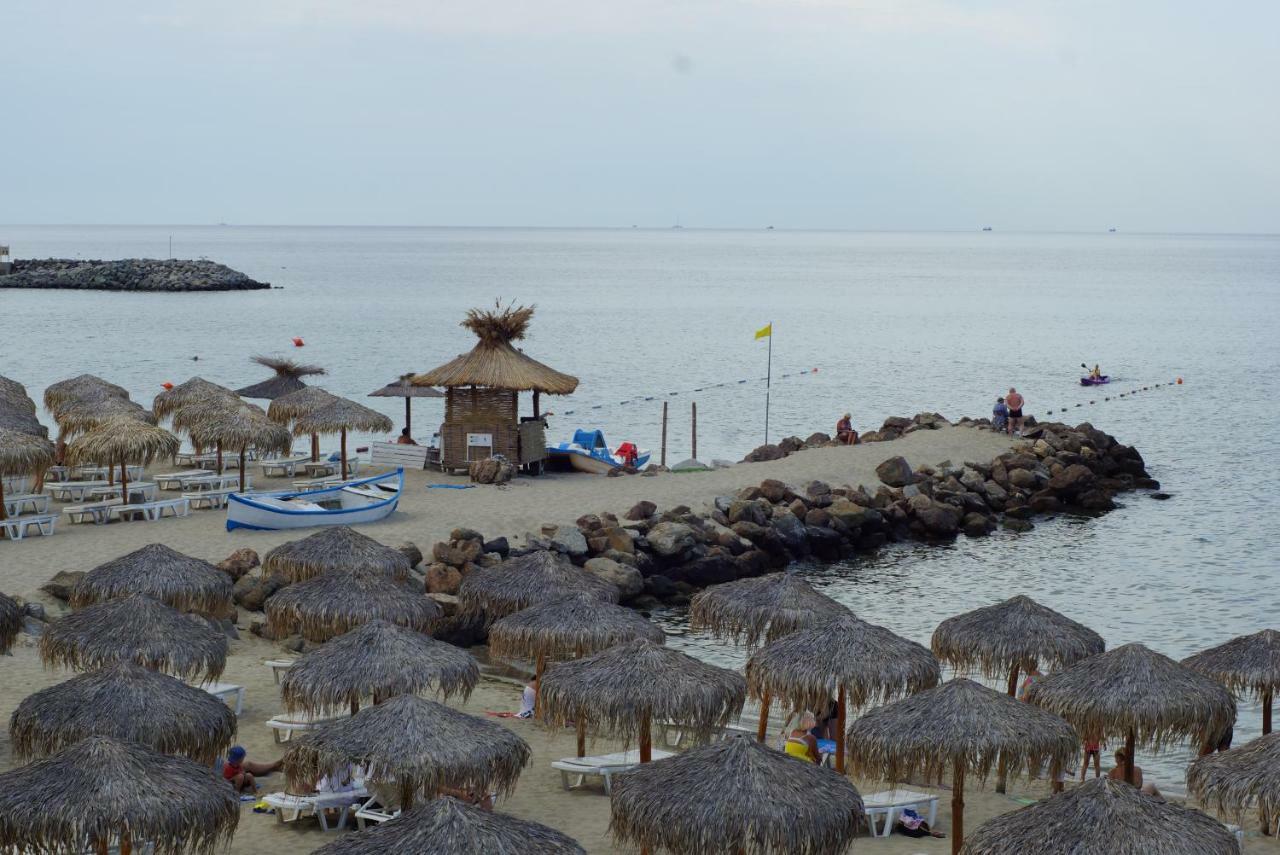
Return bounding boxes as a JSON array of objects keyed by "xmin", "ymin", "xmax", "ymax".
[{"xmin": 3, "ymin": 0, "xmax": 1278, "ymax": 232}]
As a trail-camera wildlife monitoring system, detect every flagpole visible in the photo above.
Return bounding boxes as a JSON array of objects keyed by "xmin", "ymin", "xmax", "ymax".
[{"xmin": 764, "ymin": 321, "xmax": 772, "ymax": 445}]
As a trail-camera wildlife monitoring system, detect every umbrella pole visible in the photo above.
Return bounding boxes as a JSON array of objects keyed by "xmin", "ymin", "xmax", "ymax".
[
  {"xmin": 1266, "ymin": 690, "xmax": 1273, "ymax": 735},
  {"xmin": 951, "ymin": 759, "xmax": 965, "ymax": 855},
  {"xmin": 756, "ymin": 691, "xmax": 771, "ymax": 742},
  {"xmin": 405, "ymin": 397, "xmax": 411, "ymax": 435},
  {"xmin": 1124, "ymin": 727, "xmax": 1136, "ymax": 786},
  {"xmin": 351, "ymin": 698, "xmax": 360, "ymax": 716},
  {"xmin": 576, "ymin": 719, "xmax": 586, "ymax": 758},
  {"xmin": 119, "ymin": 457, "xmax": 129, "ymax": 504},
  {"xmin": 341, "ymin": 428, "xmax": 348, "ymax": 480},
  {"xmin": 95, "ymin": 836, "xmax": 108, "ymax": 855},
  {"xmin": 835, "ymin": 686, "xmax": 847, "ymax": 774},
  {"xmin": 239, "ymin": 448, "xmax": 247, "ymax": 493},
  {"xmin": 995, "ymin": 664, "xmax": 1021, "ymax": 794},
  {"xmin": 120, "ymin": 831, "xmax": 131, "ymax": 855},
  {"xmin": 217, "ymin": 441, "xmax": 223, "ymax": 473},
  {"xmin": 310, "ymin": 432, "xmax": 319, "ymax": 463},
  {"xmin": 0, "ymin": 478, "xmax": 7, "ymax": 539},
  {"xmin": 640, "ymin": 710, "xmax": 652, "ymax": 763},
  {"xmin": 533, "ymin": 654, "xmax": 546, "ymax": 716},
  {"xmin": 400, "ymin": 777, "xmax": 415, "ymax": 812}
]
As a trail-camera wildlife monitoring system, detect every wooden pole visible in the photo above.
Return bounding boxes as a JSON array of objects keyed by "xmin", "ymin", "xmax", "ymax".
[
  {"xmin": 400, "ymin": 777, "xmax": 415, "ymax": 812},
  {"xmin": 576, "ymin": 720, "xmax": 586, "ymax": 758},
  {"xmin": 405, "ymin": 397, "xmax": 412, "ymax": 435},
  {"xmin": 1124, "ymin": 727, "xmax": 1136, "ymax": 786},
  {"xmin": 96, "ymin": 837, "xmax": 108, "ymax": 855},
  {"xmin": 310, "ymin": 432, "xmax": 319, "ymax": 462},
  {"xmin": 216, "ymin": 441, "xmax": 223, "ymax": 473},
  {"xmin": 0, "ymin": 479, "xmax": 7, "ymax": 531},
  {"xmin": 119, "ymin": 457, "xmax": 129, "ymax": 506},
  {"xmin": 533, "ymin": 654, "xmax": 546, "ymax": 716},
  {"xmin": 340, "ymin": 428, "xmax": 348, "ymax": 480},
  {"xmin": 351, "ymin": 698, "xmax": 360, "ymax": 716},
  {"xmin": 756, "ymin": 691, "xmax": 771, "ymax": 742},
  {"xmin": 1266, "ymin": 690, "xmax": 1273, "ymax": 735},
  {"xmin": 660, "ymin": 402, "xmax": 668, "ymax": 467},
  {"xmin": 952, "ymin": 759, "xmax": 965, "ymax": 855},
  {"xmin": 533, "ymin": 390, "xmax": 541, "ymax": 419},
  {"xmin": 835, "ymin": 686, "xmax": 847, "ymax": 774},
  {"xmin": 764, "ymin": 320, "xmax": 772, "ymax": 445},
  {"xmin": 120, "ymin": 831, "xmax": 131, "ymax": 855},
  {"xmin": 691, "ymin": 401, "xmax": 697, "ymax": 461},
  {"xmin": 996, "ymin": 664, "xmax": 1020, "ymax": 794},
  {"xmin": 640, "ymin": 710, "xmax": 652, "ymax": 763},
  {"xmin": 238, "ymin": 448, "xmax": 247, "ymax": 493},
  {"xmin": 1006, "ymin": 665, "xmax": 1020, "ymax": 696}
]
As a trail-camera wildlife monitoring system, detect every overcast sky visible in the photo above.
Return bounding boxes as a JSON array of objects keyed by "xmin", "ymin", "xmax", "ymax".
[{"xmin": 4, "ymin": 1, "xmax": 1277, "ymax": 232}]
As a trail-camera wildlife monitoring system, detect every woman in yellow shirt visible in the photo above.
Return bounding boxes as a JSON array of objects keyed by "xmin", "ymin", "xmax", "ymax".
[{"xmin": 783, "ymin": 711, "xmax": 821, "ymax": 764}]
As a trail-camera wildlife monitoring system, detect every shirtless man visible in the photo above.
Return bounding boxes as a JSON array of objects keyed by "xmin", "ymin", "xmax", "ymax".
[
  {"xmin": 1108, "ymin": 748, "xmax": 1162, "ymax": 798},
  {"xmin": 1005, "ymin": 387, "xmax": 1025, "ymax": 436}
]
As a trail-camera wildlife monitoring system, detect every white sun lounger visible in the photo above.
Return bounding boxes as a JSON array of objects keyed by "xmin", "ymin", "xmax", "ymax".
[
  {"xmin": 200, "ymin": 681, "xmax": 245, "ymax": 715},
  {"xmin": 155, "ymin": 470, "xmax": 213, "ymax": 489},
  {"xmin": 184, "ymin": 488, "xmax": 236, "ymax": 510},
  {"xmin": 354, "ymin": 797, "xmax": 399, "ymax": 830},
  {"xmin": 264, "ymin": 789, "xmax": 368, "ymax": 832},
  {"xmin": 551, "ymin": 749, "xmax": 675, "ymax": 795},
  {"xmin": 265, "ymin": 711, "xmax": 348, "ymax": 743},
  {"xmin": 860, "ymin": 789, "xmax": 939, "ymax": 837},
  {"xmin": 1, "ymin": 513, "xmax": 57, "ymax": 540},
  {"xmin": 4, "ymin": 493, "xmax": 51, "ymax": 516},
  {"xmin": 266, "ymin": 659, "xmax": 297, "ymax": 684},
  {"xmin": 46, "ymin": 481, "xmax": 110, "ymax": 502},
  {"xmin": 64, "ymin": 500, "xmax": 121, "ymax": 525},
  {"xmin": 261, "ymin": 456, "xmax": 311, "ymax": 477}
]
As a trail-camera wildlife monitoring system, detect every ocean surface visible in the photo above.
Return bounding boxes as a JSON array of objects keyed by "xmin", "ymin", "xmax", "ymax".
[{"xmin": 4, "ymin": 225, "xmax": 1280, "ymax": 788}]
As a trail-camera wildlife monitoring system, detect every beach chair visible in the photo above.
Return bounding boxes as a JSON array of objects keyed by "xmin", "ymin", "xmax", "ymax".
[
  {"xmin": 859, "ymin": 789, "xmax": 939, "ymax": 837},
  {"xmin": 184, "ymin": 488, "xmax": 236, "ymax": 510},
  {"xmin": 264, "ymin": 788, "xmax": 368, "ymax": 832},
  {"xmin": 266, "ymin": 659, "xmax": 297, "ymax": 684},
  {"xmin": 63, "ymin": 500, "xmax": 120, "ymax": 525},
  {"xmin": 261, "ymin": 456, "xmax": 310, "ymax": 477},
  {"xmin": 4, "ymin": 493, "xmax": 50, "ymax": 516},
  {"xmin": 139, "ymin": 498, "xmax": 191, "ymax": 520},
  {"xmin": 265, "ymin": 711, "xmax": 348, "ymax": 744},
  {"xmin": 353, "ymin": 796, "xmax": 400, "ymax": 829},
  {"xmin": 200, "ymin": 681, "xmax": 245, "ymax": 715},
  {"xmin": 551, "ymin": 749, "xmax": 675, "ymax": 795},
  {"xmin": 155, "ymin": 470, "xmax": 212, "ymax": 490},
  {"xmin": 1, "ymin": 514, "xmax": 57, "ymax": 540},
  {"xmin": 47, "ymin": 481, "xmax": 110, "ymax": 502}
]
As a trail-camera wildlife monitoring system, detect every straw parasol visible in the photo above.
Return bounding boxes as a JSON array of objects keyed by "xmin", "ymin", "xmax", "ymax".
[
  {"xmin": 959, "ymin": 776, "xmax": 1240, "ymax": 854},
  {"xmin": 846, "ymin": 677, "xmax": 1079, "ymax": 854},
  {"xmin": 282, "ymin": 694, "xmax": 531, "ymax": 811},
  {"xmin": 1184, "ymin": 629, "xmax": 1280, "ymax": 734},
  {"xmin": 1024, "ymin": 643, "xmax": 1236, "ymax": 787},
  {"xmin": 0, "ymin": 428, "xmax": 55, "ymax": 528},
  {"xmin": 313, "ymin": 797, "xmax": 585, "ymax": 855},
  {"xmin": 689, "ymin": 571, "xmax": 851, "ymax": 649},
  {"xmin": 280, "ymin": 619, "xmax": 479, "ymax": 716},
  {"xmin": 458, "ymin": 550, "xmax": 620, "ymax": 621},
  {"xmin": 539, "ymin": 638, "xmax": 747, "ymax": 764},
  {"xmin": 40, "ymin": 593, "xmax": 228, "ymax": 681},
  {"xmin": 262, "ymin": 525, "xmax": 412, "ymax": 583},
  {"xmin": 70, "ymin": 543, "xmax": 233, "ymax": 616},
  {"xmin": 0, "ymin": 406, "xmax": 48, "ymax": 438},
  {"xmin": 65, "ymin": 417, "xmax": 180, "ymax": 506},
  {"xmin": 368, "ymin": 372, "xmax": 444, "ymax": 437},
  {"xmin": 42, "ymin": 374, "xmax": 130, "ymax": 413},
  {"xmin": 235, "ymin": 354, "xmax": 326, "ymax": 400},
  {"xmin": 0, "ymin": 736, "xmax": 238, "ymax": 855},
  {"xmin": 1188, "ymin": 731, "xmax": 1280, "ymax": 833},
  {"xmin": 746, "ymin": 614, "xmax": 940, "ymax": 773},
  {"xmin": 178, "ymin": 400, "xmax": 291, "ymax": 491},
  {"xmin": 151, "ymin": 377, "xmax": 238, "ymax": 421},
  {"xmin": 292, "ymin": 396, "xmax": 393, "ymax": 480},
  {"xmin": 611, "ymin": 735, "xmax": 865, "ymax": 855},
  {"xmin": 51, "ymin": 395, "xmax": 156, "ymax": 437},
  {"xmin": 0, "ymin": 375, "xmax": 35, "ymax": 408},
  {"xmin": 0, "ymin": 592, "xmax": 20, "ymax": 654},
  {"xmin": 9, "ymin": 662, "xmax": 237, "ymax": 763},
  {"xmin": 265, "ymin": 568, "xmax": 442, "ymax": 642},
  {"xmin": 267, "ymin": 385, "xmax": 337, "ymax": 461}
]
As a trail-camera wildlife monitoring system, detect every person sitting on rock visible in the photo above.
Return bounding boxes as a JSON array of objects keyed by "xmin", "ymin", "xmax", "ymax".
[
  {"xmin": 835, "ymin": 414, "xmax": 857, "ymax": 445},
  {"xmin": 992, "ymin": 397, "xmax": 1008, "ymax": 432}
]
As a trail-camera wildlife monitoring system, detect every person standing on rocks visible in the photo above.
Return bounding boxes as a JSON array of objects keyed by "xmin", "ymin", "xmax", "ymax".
[{"xmin": 1005, "ymin": 387, "xmax": 1025, "ymax": 436}]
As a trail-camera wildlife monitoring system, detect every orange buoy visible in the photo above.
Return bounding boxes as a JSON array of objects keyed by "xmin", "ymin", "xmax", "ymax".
[
  {"xmin": 813, "ymin": 367, "xmax": 819, "ymax": 373},
  {"xmin": 292, "ymin": 337, "xmax": 305, "ymax": 347},
  {"xmin": 1177, "ymin": 377, "xmax": 1183, "ymax": 384},
  {"xmin": 161, "ymin": 381, "xmax": 174, "ymax": 390}
]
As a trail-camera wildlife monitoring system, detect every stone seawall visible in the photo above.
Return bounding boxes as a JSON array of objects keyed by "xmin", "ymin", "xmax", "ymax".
[{"xmin": 3, "ymin": 258, "xmax": 269, "ymax": 291}]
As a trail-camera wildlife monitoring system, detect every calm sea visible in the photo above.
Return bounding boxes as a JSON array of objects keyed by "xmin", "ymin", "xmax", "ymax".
[{"xmin": 4, "ymin": 225, "xmax": 1279, "ymax": 787}]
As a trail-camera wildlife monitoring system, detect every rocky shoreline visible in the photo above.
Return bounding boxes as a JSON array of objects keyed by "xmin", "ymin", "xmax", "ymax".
[{"xmin": 3, "ymin": 258, "xmax": 269, "ymax": 291}]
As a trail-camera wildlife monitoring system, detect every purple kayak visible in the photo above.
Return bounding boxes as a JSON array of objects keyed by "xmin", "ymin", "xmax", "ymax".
[{"xmin": 1080, "ymin": 375, "xmax": 1110, "ymax": 386}]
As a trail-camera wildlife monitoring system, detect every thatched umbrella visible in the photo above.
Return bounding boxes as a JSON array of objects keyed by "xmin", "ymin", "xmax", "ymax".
[
  {"xmin": 0, "ymin": 592, "xmax": 20, "ymax": 654},
  {"xmin": 368, "ymin": 373, "xmax": 444, "ymax": 437},
  {"xmin": 283, "ymin": 694, "xmax": 530, "ymax": 811},
  {"xmin": 0, "ymin": 736, "xmax": 238, "ymax": 855},
  {"xmin": 960, "ymin": 776, "xmax": 1239, "ymax": 854},
  {"xmin": 1184, "ymin": 629, "xmax": 1280, "ymax": 734},
  {"xmin": 611, "ymin": 735, "xmax": 864, "ymax": 855},
  {"xmin": 179, "ymin": 400, "xmax": 291, "ymax": 492},
  {"xmin": 1188, "ymin": 731, "xmax": 1280, "ymax": 834},
  {"xmin": 0, "ymin": 375, "xmax": 35, "ymax": 409},
  {"xmin": 0, "ymin": 428, "xmax": 55, "ymax": 530},
  {"xmin": 9, "ymin": 662, "xmax": 237, "ymax": 763},
  {"xmin": 0, "ymin": 405, "xmax": 48, "ymax": 439},
  {"xmin": 70, "ymin": 544, "xmax": 233, "ymax": 616},
  {"xmin": 689, "ymin": 571, "xmax": 850, "ymax": 649},
  {"xmin": 280, "ymin": 619, "xmax": 479, "ymax": 716},
  {"xmin": 40, "ymin": 594, "xmax": 228, "ymax": 681},
  {"xmin": 265, "ymin": 569, "xmax": 442, "ymax": 642},
  {"xmin": 267, "ymin": 385, "xmax": 337, "ymax": 461},
  {"xmin": 746, "ymin": 614, "xmax": 940, "ymax": 773},
  {"xmin": 235, "ymin": 354, "xmax": 326, "ymax": 400},
  {"xmin": 52, "ymin": 395, "xmax": 156, "ymax": 436},
  {"xmin": 43, "ymin": 374, "xmax": 130, "ymax": 413},
  {"xmin": 262, "ymin": 525, "xmax": 412, "ymax": 583},
  {"xmin": 539, "ymin": 638, "xmax": 747, "ymax": 764},
  {"xmin": 459, "ymin": 550, "xmax": 620, "ymax": 621},
  {"xmin": 1025, "ymin": 643, "xmax": 1236, "ymax": 787},
  {"xmin": 65, "ymin": 417, "xmax": 180, "ymax": 506},
  {"xmin": 151, "ymin": 377, "xmax": 238, "ymax": 421},
  {"xmin": 315, "ymin": 797, "xmax": 583, "ymax": 855},
  {"xmin": 846, "ymin": 678, "xmax": 1079, "ymax": 854},
  {"xmin": 292, "ymin": 396, "xmax": 393, "ymax": 480}
]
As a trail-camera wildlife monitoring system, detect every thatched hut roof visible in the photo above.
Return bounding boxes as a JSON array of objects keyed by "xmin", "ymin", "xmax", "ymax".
[
  {"xmin": 0, "ymin": 736, "xmax": 238, "ymax": 855},
  {"xmin": 262, "ymin": 526, "xmax": 412, "ymax": 583},
  {"xmin": 411, "ymin": 304, "xmax": 579, "ymax": 394},
  {"xmin": 1183, "ymin": 629, "xmax": 1280, "ymax": 700},
  {"xmin": 0, "ymin": 592, "xmax": 20, "ymax": 654},
  {"xmin": 64, "ymin": 417, "xmax": 179, "ymax": 468},
  {"xmin": 488, "ymin": 595, "xmax": 666, "ymax": 665},
  {"xmin": 280, "ymin": 620, "xmax": 479, "ymax": 715},
  {"xmin": 40, "ymin": 594, "xmax": 228, "ymax": 681},
  {"xmin": 9, "ymin": 662, "xmax": 237, "ymax": 763},
  {"xmin": 611, "ymin": 735, "xmax": 864, "ymax": 855},
  {"xmin": 1187, "ymin": 732, "xmax": 1280, "ymax": 827},
  {"xmin": 266, "ymin": 386, "xmax": 338, "ymax": 424},
  {"xmin": 282, "ymin": 694, "xmax": 530, "ymax": 801},
  {"xmin": 746, "ymin": 614, "xmax": 940, "ymax": 713},
  {"xmin": 689, "ymin": 571, "xmax": 850, "ymax": 648},
  {"xmin": 539, "ymin": 638, "xmax": 747, "ymax": 744},
  {"xmin": 0, "ymin": 428, "xmax": 55, "ymax": 476},
  {"xmin": 265, "ymin": 569, "xmax": 442, "ymax": 642},
  {"xmin": 235, "ymin": 355, "xmax": 326, "ymax": 400},
  {"xmin": 52, "ymin": 396, "xmax": 156, "ymax": 435},
  {"xmin": 291, "ymin": 396, "xmax": 394, "ymax": 437},
  {"xmin": 960, "ymin": 776, "xmax": 1239, "ymax": 854},
  {"xmin": 1024, "ymin": 643, "xmax": 1236, "ymax": 751},
  {"xmin": 845, "ymin": 678, "xmax": 1079, "ymax": 783},
  {"xmin": 42, "ymin": 374, "xmax": 130, "ymax": 412},
  {"xmin": 0, "ymin": 407, "xmax": 49, "ymax": 438},
  {"xmin": 177, "ymin": 401, "xmax": 292, "ymax": 454},
  {"xmin": 458, "ymin": 550, "xmax": 620, "ymax": 621},
  {"xmin": 70, "ymin": 544, "xmax": 233, "ymax": 616},
  {"xmin": 0, "ymin": 375, "xmax": 35, "ymax": 410},
  {"xmin": 368, "ymin": 374, "xmax": 445, "ymax": 399},
  {"xmin": 931, "ymin": 595, "xmax": 1106, "ymax": 678},
  {"xmin": 151, "ymin": 377, "xmax": 238, "ymax": 420}
]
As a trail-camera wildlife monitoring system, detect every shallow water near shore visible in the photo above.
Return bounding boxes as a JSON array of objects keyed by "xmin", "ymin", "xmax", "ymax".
[{"xmin": 5, "ymin": 225, "xmax": 1280, "ymax": 790}]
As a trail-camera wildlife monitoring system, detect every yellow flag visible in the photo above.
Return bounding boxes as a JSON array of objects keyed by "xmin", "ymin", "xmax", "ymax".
[{"xmin": 754, "ymin": 323, "xmax": 772, "ymax": 340}]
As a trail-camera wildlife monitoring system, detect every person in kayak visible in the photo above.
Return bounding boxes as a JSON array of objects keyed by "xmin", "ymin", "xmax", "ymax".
[
  {"xmin": 1089, "ymin": 364, "xmax": 1103, "ymax": 380},
  {"xmin": 1005, "ymin": 388, "xmax": 1025, "ymax": 436}
]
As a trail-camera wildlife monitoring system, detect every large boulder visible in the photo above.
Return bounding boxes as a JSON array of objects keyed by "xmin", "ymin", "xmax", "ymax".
[
  {"xmin": 1048, "ymin": 464, "xmax": 1096, "ymax": 497},
  {"xmin": 741, "ymin": 444, "xmax": 785, "ymax": 463},
  {"xmin": 583, "ymin": 557, "xmax": 643, "ymax": 599},
  {"xmin": 232, "ymin": 572, "xmax": 288, "ymax": 612},
  {"xmin": 395, "ymin": 541, "xmax": 423, "ymax": 569},
  {"xmin": 771, "ymin": 514, "xmax": 810, "ymax": 556},
  {"xmin": 425, "ymin": 563, "xmax": 463, "ymax": 595},
  {"xmin": 875, "ymin": 456, "xmax": 914, "ymax": 487},
  {"xmin": 216, "ymin": 548, "xmax": 259, "ymax": 581},
  {"xmin": 758, "ymin": 479, "xmax": 789, "ymax": 503},
  {"xmin": 647, "ymin": 522, "xmax": 697, "ymax": 557},
  {"xmin": 727, "ymin": 500, "xmax": 770, "ymax": 527},
  {"xmin": 625, "ymin": 500, "xmax": 657, "ymax": 521},
  {"xmin": 603, "ymin": 527, "xmax": 636, "ymax": 554},
  {"xmin": 469, "ymin": 457, "xmax": 515, "ymax": 485},
  {"xmin": 540, "ymin": 525, "xmax": 588, "ymax": 557}
]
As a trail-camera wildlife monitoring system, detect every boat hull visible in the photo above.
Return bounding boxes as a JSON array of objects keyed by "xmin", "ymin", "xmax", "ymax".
[
  {"xmin": 1080, "ymin": 376, "xmax": 1111, "ymax": 386},
  {"xmin": 226, "ymin": 469, "xmax": 403, "ymax": 531}
]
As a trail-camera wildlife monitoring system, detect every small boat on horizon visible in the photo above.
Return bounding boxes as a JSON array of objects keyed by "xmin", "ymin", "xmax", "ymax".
[
  {"xmin": 548, "ymin": 430, "xmax": 651, "ymax": 474},
  {"xmin": 226, "ymin": 468, "xmax": 403, "ymax": 531}
]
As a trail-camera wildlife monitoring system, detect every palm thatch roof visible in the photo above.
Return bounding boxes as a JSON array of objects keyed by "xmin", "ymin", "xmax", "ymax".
[
  {"xmin": 1183, "ymin": 630, "xmax": 1280, "ymax": 699},
  {"xmin": 151, "ymin": 377, "xmax": 238, "ymax": 420},
  {"xmin": 235, "ymin": 355, "xmax": 326, "ymax": 400},
  {"xmin": 960, "ymin": 777, "xmax": 1239, "ymax": 855},
  {"xmin": 40, "ymin": 594, "xmax": 228, "ymax": 681},
  {"xmin": 266, "ymin": 385, "xmax": 338, "ymax": 424},
  {"xmin": 459, "ymin": 550, "xmax": 620, "ymax": 621},
  {"xmin": 0, "ymin": 406, "xmax": 48, "ymax": 438},
  {"xmin": 282, "ymin": 694, "xmax": 530, "ymax": 805},
  {"xmin": 280, "ymin": 620, "xmax": 479, "ymax": 715},
  {"xmin": 931, "ymin": 595, "xmax": 1106, "ymax": 679},
  {"xmin": 64, "ymin": 417, "xmax": 180, "ymax": 468},
  {"xmin": 0, "ymin": 375, "xmax": 35, "ymax": 410},
  {"xmin": 9, "ymin": 662, "xmax": 237, "ymax": 763},
  {"xmin": 0, "ymin": 428, "xmax": 55, "ymax": 476},
  {"xmin": 265, "ymin": 569, "xmax": 442, "ymax": 642},
  {"xmin": 611, "ymin": 735, "xmax": 865, "ymax": 855},
  {"xmin": 262, "ymin": 526, "xmax": 413, "ymax": 583},
  {"xmin": 43, "ymin": 374, "xmax": 130, "ymax": 412},
  {"xmin": 1187, "ymin": 732, "xmax": 1280, "ymax": 829},
  {"xmin": 71, "ymin": 544, "xmax": 232, "ymax": 616},
  {"xmin": 52, "ymin": 396, "xmax": 157, "ymax": 435},
  {"xmin": 0, "ymin": 736, "xmax": 238, "ymax": 855},
  {"xmin": 411, "ymin": 303, "xmax": 579, "ymax": 394},
  {"xmin": 314, "ymin": 798, "xmax": 584, "ymax": 855},
  {"xmin": 177, "ymin": 401, "xmax": 291, "ymax": 454},
  {"xmin": 539, "ymin": 638, "xmax": 747, "ymax": 744},
  {"xmin": 1024, "ymin": 643, "xmax": 1236, "ymax": 752},
  {"xmin": 368, "ymin": 374, "xmax": 445, "ymax": 399},
  {"xmin": 291, "ymin": 396, "xmax": 394, "ymax": 436},
  {"xmin": 488, "ymin": 594, "xmax": 666, "ymax": 665},
  {"xmin": 689, "ymin": 571, "xmax": 851, "ymax": 648},
  {"xmin": 0, "ymin": 592, "xmax": 21, "ymax": 654}
]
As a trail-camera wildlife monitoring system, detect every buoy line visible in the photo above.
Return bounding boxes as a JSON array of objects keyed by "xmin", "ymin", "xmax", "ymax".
[
  {"xmin": 560, "ymin": 366, "xmax": 823, "ymax": 417},
  {"xmin": 1044, "ymin": 378, "xmax": 1184, "ymax": 417}
]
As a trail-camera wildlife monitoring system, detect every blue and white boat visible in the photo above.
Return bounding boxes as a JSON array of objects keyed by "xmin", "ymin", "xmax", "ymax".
[
  {"xmin": 547, "ymin": 430, "xmax": 651, "ymax": 475},
  {"xmin": 226, "ymin": 468, "xmax": 403, "ymax": 531}
]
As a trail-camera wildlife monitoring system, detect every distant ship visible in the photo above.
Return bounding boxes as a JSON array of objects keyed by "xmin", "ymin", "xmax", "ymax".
[
  {"xmin": 766, "ymin": 225, "xmax": 774, "ymax": 230},
  {"xmin": 982, "ymin": 226, "xmax": 993, "ymax": 232},
  {"xmin": 1109, "ymin": 228, "xmax": 1117, "ymax": 233}
]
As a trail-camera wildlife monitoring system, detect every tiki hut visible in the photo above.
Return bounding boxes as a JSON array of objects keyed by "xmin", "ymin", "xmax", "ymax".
[
  {"xmin": 368, "ymin": 372, "xmax": 444, "ymax": 437},
  {"xmin": 40, "ymin": 594, "xmax": 228, "ymax": 681},
  {"xmin": 65, "ymin": 417, "xmax": 180, "ymax": 504},
  {"xmin": 151, "ymin": 377, "xmax": 238, "ymax": 421},
  {"xmin": 265, "ymin": 568, "xmax": 442, "ymax": 642},
  {"xmin": 282, "ymin": 694, "xmax": 530, "ymax": 811},
  {"xmin": 0, "ymin": 736, "xmax": 238, "ymax": 855},
  {"xmin": 9, "ymin": 662, "xmax": 237, "ymax": 763},
  {"xmin": 1024, "ymin": 643, "xmax": 1236, "ymax": 787},
  {"xmin": 262, "ymin": 526, "xmax": 412, "ymax": 583},
  {"xmin": 411, "ymin": 303, "xmax": 578, "ymax": 473},
  {"xmin": 235, "ymin": 354, "xmax": 326, "ymax": 400},
  {"xmin": 458, "ymin": 550, "xmax": 620, "ymax": 621},
  {"xmin": 1187, "ymin": 731, "xmax": 1280, "ymax": 833},
  {"xmin": 747, "ymin": 614, "xmax": 941, "ymax": 772},
  {"xmin": 611, "ymin": 735, "xmax": 865, "ymax": 855},
  {"xmin": 71, "ymin": 544, "xmax": 233, "ymax": 617},
  {"xmin": 1184, "ymin": 629, "xmax": 1280, "ymax": 734},
  {"xmin": 0, "ymin": 592, "xmax": 20, "ymax": 654},
  {"xmin": 539, "ymin": 638, "xmax": 747, "ymax": 763},
  {"xmin": 292, "ymin": 396, "xmax": 393, "ymax": 480},
  {"xmin": 267, "ymin": 385, "xmax": 337, "ymax": 461},
  {"xmin": 960, "ymin": 777, "xmax": 1240, "ymax": 855},
  {"xmin": 313, "ymin": 797, "xmax": 585, "ymax": 855},
  {"xmin": 846, "ymin": 678, "xmax": 1079, "ymax": 854},
  {"xmin": 280, "ymin": 620, "xmax": 479, "ymax": 716},
  {"xmin": 0, "ymin": 428, "xmax": 55, "ymax": 528},
  {"xmin": 689, "ymin": 571, "xmax": 850, "ymax": 649},
  {"xmin": 177, "ymin": 400, "xmax": 291, "ymax": 491}
]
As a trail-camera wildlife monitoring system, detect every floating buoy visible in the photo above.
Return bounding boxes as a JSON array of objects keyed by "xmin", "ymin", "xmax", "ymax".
[
  {"xmin": 1177, "ymin": 377, "xmax": 1183, "ymax": 384},
  {"xmin": 292, "ymin": 337, "xmax": 305, "ymax": 347},
  {"xmin": 812, "ymin": 368, "xmax": 819, "ymax": 373},
  {"xmin": 161, "ymin": 381, "xmax": 174, "ymax": 390}
]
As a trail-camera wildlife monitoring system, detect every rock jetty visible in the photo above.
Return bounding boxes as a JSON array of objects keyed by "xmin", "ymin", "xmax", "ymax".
[{"xmin": 3, "ymin": 258, "xmax": 269, "ymax": 291}]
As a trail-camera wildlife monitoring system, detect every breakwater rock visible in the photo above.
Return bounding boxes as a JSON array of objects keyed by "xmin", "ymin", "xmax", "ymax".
[{"xmin": 3, "ymin": 258, "xmax": 269, "ymax": 291}]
